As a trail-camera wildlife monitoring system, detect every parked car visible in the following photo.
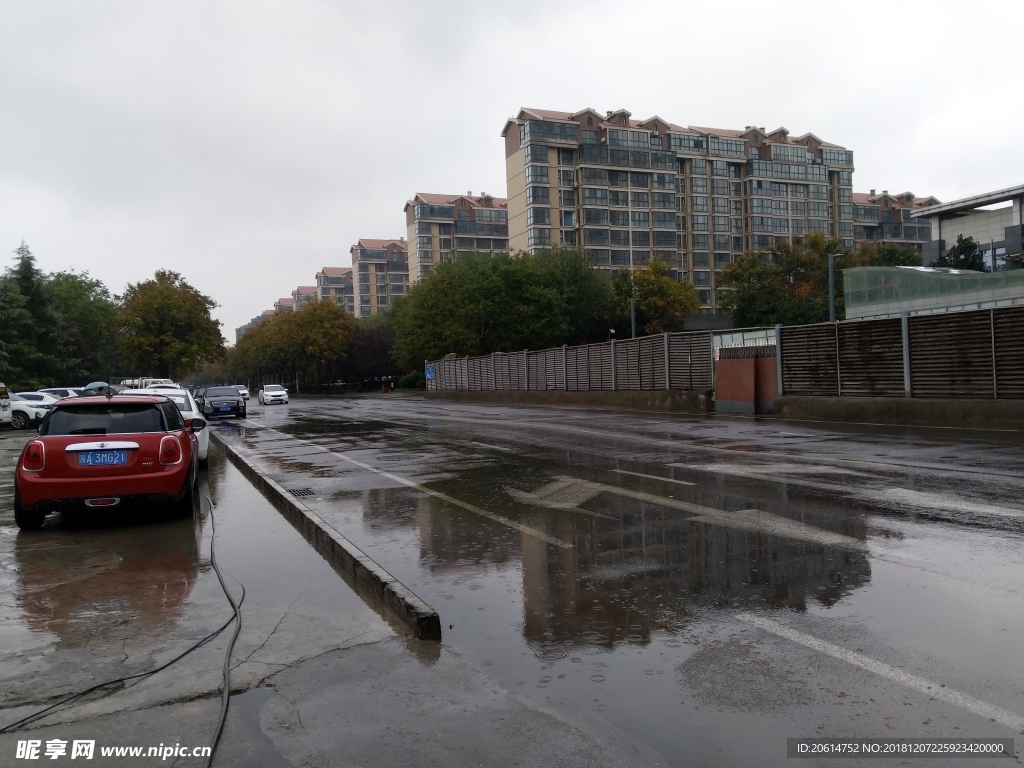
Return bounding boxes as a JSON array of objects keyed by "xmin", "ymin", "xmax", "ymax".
[
  {"xmin": 118, "ymin": 378, "xmax": 177, "ymax": 389},
  {"xmin": 38, "ymin": 387, "xmax": 88, "ymax": 399},
  {"xmin": 10, "ymin": 394, "xmax": 53, "ymax": 430},
  {"xmin": 258, "ymin": 384, "xmax": 289, "ymax": 405},
  {"xmin": 12, "ymin": 395, "xmax": 204, "ymax": 530},
  {"xmin": 0, "ymin": 382, "xmax": 10, "ymax": 428},
  {"xmin": 16, "ymin": 392, "xmax": 60, "ymax": 406},
  {"xmin": 82, "ymin": 381, "xmax": 125, "ymax": 395},
  {"xmin": 233, "ymin": 385, "xmax": 249, "ymax": 400},
  {"xmin": 122, "ymin": 388, "xmax": 210, "ymax": 467},
  {"xmin": 195, "ymin": 386, "xmax": 246, "ymax": 419}
]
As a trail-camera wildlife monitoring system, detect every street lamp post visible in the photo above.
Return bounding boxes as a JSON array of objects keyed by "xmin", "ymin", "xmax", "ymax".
[{"xmin": 828, "ymin": 253, "xmax": 840, "ymax": 322}]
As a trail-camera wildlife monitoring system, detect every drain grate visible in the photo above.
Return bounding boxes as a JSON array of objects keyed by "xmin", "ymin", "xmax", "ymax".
[{"xmin": 288, "ymin": 488, "xmax": 316, "ymax": 498}]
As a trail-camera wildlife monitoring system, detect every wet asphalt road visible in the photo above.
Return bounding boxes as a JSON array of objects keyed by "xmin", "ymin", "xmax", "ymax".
[
  {"xmin": 2, "ymin": 395, "xmax": 1023, "ymax": 767},
  {"xmin": 222, "ymin": 394, "xmax": 1024, "ymax": 767}
]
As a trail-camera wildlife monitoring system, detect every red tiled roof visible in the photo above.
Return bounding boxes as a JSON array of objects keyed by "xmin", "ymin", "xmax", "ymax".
[
  {"xmin": 519, "ymin": 107, "xmax": 574, "ymax": 121},
  {"xmin": 276, "ymin": 298, "xmax": 294, "ymax": 306},
  {"xmin": 356, "ymin": 238, "xmax": 408, "ymax": 251},
  {"xmin": 261, "ymin": 309, "xmax": 276, "ymax": 317},
  {"xmin": 689, "ymin": 126, "xmax": 745, "ymax": 138},
  {"xmin": 318, "ymin": 266, "xmax": 351, "ymax": 276},
  {"xmin": 409, "ymin": 193, "xmax": 508, "ymax": 208},
  {"xmin": 293, "ymin": 286, "xmax": 317, "ymax": 295}
]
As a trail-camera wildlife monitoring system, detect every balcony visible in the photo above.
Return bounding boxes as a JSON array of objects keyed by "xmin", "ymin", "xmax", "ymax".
[
  {"xmin": 454, "ymin": 221, "xmax": 509, "ymax": 237},
  {"xmin": 414, "ymin": 205, "xmax": 454, "ymax": 220},
  {"xmin": 520, "ymin": 120, "xmax": 578, "ymax": 145}
]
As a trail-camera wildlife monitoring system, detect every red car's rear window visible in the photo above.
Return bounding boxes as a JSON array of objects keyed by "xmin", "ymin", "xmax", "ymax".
[{"xmin": 42, "ymin": 404, "xmax": 168, "ymax": 436}]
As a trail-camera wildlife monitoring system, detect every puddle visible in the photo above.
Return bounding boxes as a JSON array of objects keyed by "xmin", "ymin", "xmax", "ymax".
[{"xmin": 223, "ymin": 687, "xmax": 292, "ymax": 768}]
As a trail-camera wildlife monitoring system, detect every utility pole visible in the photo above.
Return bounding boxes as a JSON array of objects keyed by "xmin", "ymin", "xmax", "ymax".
[{"xmin": 828, "ymin": 253, "xmax": 839, "ymax": 322}]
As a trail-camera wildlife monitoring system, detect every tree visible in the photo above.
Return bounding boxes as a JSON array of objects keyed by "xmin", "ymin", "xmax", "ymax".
[
  {"xmin": 46, "ymin": 270, "xmax": 120, "ymax": 379},
  {"xmin": 717, "ymin": 234, "xmax": 925, "ymax": 327},
  {"xmin": 389, "ymin": 249, "xmax": 614, "ymax": 369},
  {"xmin": 3, "ymin": 242, "xmax": 82, "ymax": 387},
  {"xmin": 611, "ymin": 258, "xmax": 700, "ymax": 335},
  {"xmin": 0, "ymin": 277, "xmax": 35, "ymax": 387},
  {"xmin": 935, "ymin": 235, "xmax": 989, "ymax": 272},
  {"xmin": 119, "ymin": 270, "xmax": 225, "ymax": 379}
]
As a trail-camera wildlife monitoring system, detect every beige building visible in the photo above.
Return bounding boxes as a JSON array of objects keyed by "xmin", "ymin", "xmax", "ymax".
[
  {"xmin": 404, "ymin": 193, "xmax": 509, "ymax": 282},
  {"xmin": 291, "ymin": 285, "xmax": 317, "ymax": 310},
  {"xmin": 852, "ymin": 190, "xmax": 939, "ymax": 252},
  {"xmin": 316, "ymin": 266, "xmax": 355, "ymax": 315},
  {"xmin": 350, "ymin": 238, "xmax": 409, "ymax": 317},
  {"xmin": 273, "ymin": 297, "xmax": 294, "ymax": 313},
  {"xmin": 501, "ymin": 107, "xmax": 855, "ymax": 311}
]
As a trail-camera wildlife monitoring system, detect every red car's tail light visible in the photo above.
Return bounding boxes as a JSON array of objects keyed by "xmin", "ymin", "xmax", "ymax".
[
  {"xmin": 159, "ymin": 435, "xmax": 183, "ymax": 465},
  {"xmin": 22, "ymin": 441, "xmax": 45, "ymax": 471}
]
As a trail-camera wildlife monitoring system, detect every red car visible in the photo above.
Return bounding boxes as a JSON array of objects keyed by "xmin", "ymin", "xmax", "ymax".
[{"xmin": 13, "ymin": 395, "xmax": 206, "ymax": 530}]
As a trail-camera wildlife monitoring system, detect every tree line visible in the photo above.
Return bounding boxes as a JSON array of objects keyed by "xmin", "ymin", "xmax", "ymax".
[{"xmin": 0, "ymin": 242, "xmax": 224, "ymax": 389}]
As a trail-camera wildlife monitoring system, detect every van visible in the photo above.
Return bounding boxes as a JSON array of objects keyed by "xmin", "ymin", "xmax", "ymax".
[{"xmin": 0, "ymin": 382, "xmax": 10, "ymax": 427}]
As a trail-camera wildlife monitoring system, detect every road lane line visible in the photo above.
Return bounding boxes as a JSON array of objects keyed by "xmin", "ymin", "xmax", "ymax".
[
  {"xmin": 857, "ymin": 488, "xmax": 1024, "ymax": 519},
  {"xmin": 611, "ymin": 470, "xmax": 695, "ymax": 486},
  {"xmin": 247, "ymin": 428, "xmax": 573, "ymax": 549},
  {"xmin": 737, "ymin": 613, "xmax": 1024, "ymax": 731}
]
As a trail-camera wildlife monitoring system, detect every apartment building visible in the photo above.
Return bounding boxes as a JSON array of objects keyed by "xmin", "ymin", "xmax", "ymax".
[
  {"xmin": 852, "ymin": 189, "xmax": 939, "ymax": 251},
  {"xmin": 350, "ymin": 238, "xmax": 409, "ymax": 316},
  {"xmin": 404, "ymin": 193, "xmax": 509, "ymax": 282},
  {"xmin": 501, "ymin": 107, "xmax": 855, "ymax": 310},
  {"xmin": 291, "ymin": 285, "xmax": 317, "ymax": 310},
  {"xmin": 316, "ymin": 266, "xmax": 355, "ymax": 315},
  {"xmin": 273, "ymin": 297, "xmax": 294, "ymax": 313}
]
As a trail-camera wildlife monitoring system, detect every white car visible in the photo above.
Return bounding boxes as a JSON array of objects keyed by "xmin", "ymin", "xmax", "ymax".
[
  {"xmin": 122, "ymin": 388, "xmax": 210, "ymax": 467},
  {"xmin": 37, "ymin": 387, "xmax": 88, "ymax": 399},
  {"xmin": 9, "ymin": 394, "xmax": 51, "ymax": 430},
  {"xmin": 233, "ymin": 385, "xmax": 249, "ymax": 400},
  {"xmin": 16, "ymin": 391, "xmax": 60, "ymax": 407},
  {"xmin": 258, "ymin": 384, "xmax": 289, "ymax": 405},
  {"xmin": 0, "ymin": 382, "xmax": 10, "ymax": 427}
]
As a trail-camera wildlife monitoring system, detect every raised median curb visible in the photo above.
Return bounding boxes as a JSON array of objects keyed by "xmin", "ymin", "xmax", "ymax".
[
  {"xmin": 211, "ymin": 431, "xmax": 442, "ymax": 640},
  {"xmin": 774, "ymin": 395, "xmax": 1024, "ymax": 431}
]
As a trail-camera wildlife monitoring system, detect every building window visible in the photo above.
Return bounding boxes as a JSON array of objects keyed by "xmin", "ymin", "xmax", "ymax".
[
  {"xmin": 558, "ymin": 148, "xmax": 574, "ymax": 166},
  {"xmin": 583, "ymin": 228, "xmax": 609, "ymax": 245},
  {"xmin": 838, "ymin": 188, "xmax": 853, "ymax": 202},
  {"xmin": 629, "ymin": 172, "xmax": 649, "ymax": 187},
  {"xmin": 608, "ymin": 171, "xmax": 628, "ymax": 187},
  {"xmin": 583, "ymin": 208, "xmax": 608, "ymax": 225},
  {"xmin": 691, "ymin": 215, "xmax": 709, "ymax": 231},
  {"xmin": 610, "ymin": 190, "xmax": 628, "ymax": 207},
  {"xmin": 692, "ymin": 233, "xmax": 709, "ymax": 249},
  {"xmin": 610, "ymin": 229, "xmax": 630, "ymax": 246},
  {"xmin": 693, "ymin": 270, "xmax": 711, "ymax": 286},
  {"xmin": 710, "ymin": 137, "xmax": 745, "ymax": 157},
  {"xmin": 525, "ymin": 165, "xmax": 549, "ymax": 184},
  {"xmin": 526, "ymin": 186, "xmax": 550, "ymax": 204},
  {"xmin": 711, "ymin": 161, "xmax": 728, "ymax": 177},
  {"xmin": 632, "ymin": 230, "xmax": 651, "ymax": 246},
  {"xmin": 712, "ymin": 197, "xmax": 729, "ymax": 213},
  {"xmin": 630, "ymin": 191, "xmax": 649, "ymax": 208},
  {"xmin": 669, "ymin": 134, "xmax": 707, "ymax": 153},
  {"xmin": 610, "ymin": 211, "xmax": 629, "ymax": 226},
  {"xmin": 690, "ymin": 195, "xmax": 708, "ymax": 212},
  {"xmin": 560, "ymin": 189, "xmax": 575, "ymax": 207},
  {"xmin": 440, "ymin": 238, "xmax": 452, "ymax": 250},
  {"xmin": 582, "ymin": 130, "xmax": 598, "ymax": 145},
  {"xmin": 714, "ymin": 252, "xmax": 731, "ymax": 268},
  {"xmin": 528, "ymin": 227, "xmax": 552, "ymax": 246},
  {"xmin": 562, "ymin": 210, "xmax": 575, "ymax": 227},
  {"xmin": 653, "ymin": 192, "xmax": 675, "ymax": 208},
  {"xmin": 690, "ymin": 177, "xmax": 708, "ymax": 193},
  {"xmin": 416, "ymin": 236, "xmax": 432, "ymax": 249},
  {"xmin": 653, "ymin": 211, "xmax": 675, "ymax": 229},
  {"xmin": 416, "ymin": 221, "xmax": 432, "ymax": 235},
  {"xmin": 583, "ymin": 187, "xmax": 608, "ymax": 205},
  {"xmin": 631, "ymin": 211, "xmax": 650, "ymax": 227},
  {"xmin": 652, "ymin": 173, "xmax": 675, "ymax": 189},
  {"xmin": 561, "ymin": 230, "xmax": 577, "ymax": 246},
  {"xmin": 525, "ymin": 144, "xmax": 549, "ymax": 163},
  {"xmin": 528, "ymin": 207, "xmax": 551, "ymax": 225},
  {"xmin": 712, "ymin": 179, "xmax": 728, "ymax": 195},
  {"xmin": 713, "ymin": 217, "xmax": 730, "ymax": 232},
  {"xmin": 732, "ymin": 236, "xmax": 743, "ymax": 251},
  {"xmin": 559, "ymin": 170, "xmax": 574, "ymax": 187}
]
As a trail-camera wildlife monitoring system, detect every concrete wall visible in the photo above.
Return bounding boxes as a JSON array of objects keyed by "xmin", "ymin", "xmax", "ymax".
[
  {"xmin": 940, "ymin": 206, "xmax": 1013, "ymax": 248},
  {"xmin": 426, "ymin": 389, "xmax": 713, "ymax": 414},
  {"xmin": 774, "ymin": 396, "xmax": 1024, "ymax": 430}
]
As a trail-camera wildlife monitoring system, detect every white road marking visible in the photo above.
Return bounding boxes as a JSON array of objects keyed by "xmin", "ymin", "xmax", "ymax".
[
  {"xmin": 738, "ymin": 613, "xmax": 1024, "ymax": 731},
  {"xmin": 470, "ymin": 441, "xmax": 515, "ymax": 453},
  {"xmin": 507, "ymin": 476, "xmax": 865, "ymax": 550},
  {"xmin": 611, "ymin": 469, "xmax": 695, "ymax": 486},
  {"xmin": 246, "ymin": 428, "xmax": 573, "ymax": 549},
  {"xmin": 857, "ymin": 488, "xmax": 1024, "ymax": 519}
]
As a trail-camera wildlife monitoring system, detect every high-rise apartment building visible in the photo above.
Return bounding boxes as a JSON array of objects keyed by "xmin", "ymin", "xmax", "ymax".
[
  {"xmin": 404, "ymin": 193, "xmax": 509, "ymax": 282},
  {"xmin": 501, "ymin": 107, "xmax": 855, "ymax": 310},
  {"xmin": 291, "ymin": 285, "xmax": 317, "ymax": 310},
  {"xmin": 273, "ymin": 297, "xmax": 294, "ymax": 313},
  {"xmin": 316, "ymin": 266, "xmax": 355, "ymax": 315},
  {"xmin": 350, "ymin": 238, "xmax": 409, "ymax": 317},
  {"xmin": 852, "ymin": 189, "xmax": 939, "ymax": 251}
]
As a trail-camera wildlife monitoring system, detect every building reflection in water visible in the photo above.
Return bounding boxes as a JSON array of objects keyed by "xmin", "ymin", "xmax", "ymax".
[{"xmin": 353, "ymin": 471, "xmax": 870, "ymax": 656}]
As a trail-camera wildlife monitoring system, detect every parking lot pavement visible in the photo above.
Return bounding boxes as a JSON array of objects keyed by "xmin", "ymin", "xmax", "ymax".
[{"xmin": 217, "ymin": 394, "xmax": 1024, "ymax": 767}]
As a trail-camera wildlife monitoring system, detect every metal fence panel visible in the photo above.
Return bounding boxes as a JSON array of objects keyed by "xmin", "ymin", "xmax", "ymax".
[
  {"xmin": 909, "ymin": 312, "xmax": 994, "ymax": 399},
  {"xmin": 994, "ymin": 306, "xmax": 1024, "ymax": 398},
  {"xmin": 781, "ymin": 324, "xmax": 839, "ymax": 396},
  {"xmin": 837, "ymin": 318, "xmax": 904, "ymax": 397}
]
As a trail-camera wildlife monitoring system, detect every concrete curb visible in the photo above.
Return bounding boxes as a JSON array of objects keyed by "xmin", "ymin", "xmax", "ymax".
[
  {"xmin": 211, "ymin": 431, "xmax": 442, "ymax": 641},
  {"xmin": 426, "ymin": 389, "xmax": 712, "ymax": 413}
]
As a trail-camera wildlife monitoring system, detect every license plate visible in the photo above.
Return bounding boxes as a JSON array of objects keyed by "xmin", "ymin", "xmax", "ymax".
[
  {"xmin": 219, "ymin": 406, "xmax": 232, "ymax": 412},
  {"xmin": 78, "ymin": 450, "xmax": 128, "ymax": 467},
  {"xmin": 1, "ymin": 405, "xmax": 7, "ymax": 411}
]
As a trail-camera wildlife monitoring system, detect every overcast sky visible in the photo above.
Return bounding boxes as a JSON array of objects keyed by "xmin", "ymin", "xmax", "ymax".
[{"xmin": 3, "ymin": 0, "xmax": 1022, "ymax": 338}]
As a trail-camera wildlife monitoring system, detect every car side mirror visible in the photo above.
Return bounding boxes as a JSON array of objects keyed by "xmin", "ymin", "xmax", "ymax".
[{"xmin": 187, "ymin": 418, "xmax": 207, "ymax": 433}]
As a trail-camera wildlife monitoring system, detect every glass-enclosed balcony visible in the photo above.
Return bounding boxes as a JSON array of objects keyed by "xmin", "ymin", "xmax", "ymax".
[
  {"xmin": 414, "ymin": 205, "xmax": 454, "ymax": 220},
  {"xmin": 520, "ymin": 120, "xmax": 578, "ymax": 145}
]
